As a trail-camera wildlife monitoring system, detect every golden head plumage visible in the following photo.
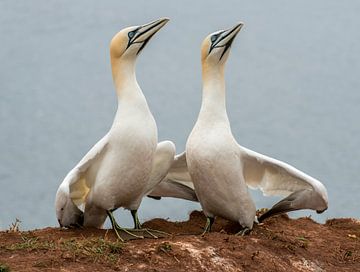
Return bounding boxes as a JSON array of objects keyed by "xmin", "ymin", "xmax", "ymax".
[
  {"xmin": 109, "ymin": 18, "xmax": 169, "ymax": 88},
  {"xmin": 110, "ymin": 17, "xmax": 169, "ymax": 60},
  {"xmin": 201, "ymin": 22, "xmax": 244, "ymax": 78}
]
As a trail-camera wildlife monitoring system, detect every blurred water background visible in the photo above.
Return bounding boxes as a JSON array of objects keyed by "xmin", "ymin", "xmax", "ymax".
[{"xmin": 0, "ymin": 0, "xmax": 359, "ymax": 230}]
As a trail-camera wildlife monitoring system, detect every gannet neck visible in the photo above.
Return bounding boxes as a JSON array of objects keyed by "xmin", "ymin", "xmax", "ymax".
[
  {"xmin": 111, "ymin": 57, "xmax": 152, "ymax": 126},
  {"xmin": 199, "ymin": 63, "xmax": 229, "ymax": 122},
  {"xmin": 111, "ymin": 57, "xmax": 140, "ymax": 99}
]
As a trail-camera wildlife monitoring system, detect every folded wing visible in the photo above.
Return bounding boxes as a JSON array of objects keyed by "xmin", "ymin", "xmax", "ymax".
[{"xmin": 67, "ymin": 135, "xmax": 109, "ymax": 208}]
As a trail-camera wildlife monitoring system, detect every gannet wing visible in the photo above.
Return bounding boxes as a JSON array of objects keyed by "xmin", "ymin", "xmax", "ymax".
[
  {"xmin": 165, "ymin": 151, "xmax": 194, "ymax": 188},
  {"xmin": 147, "ymin": 151, "xmax": 198, "ymax": 201},
  {"xmin": 67, "ymin": 134, "xmax": 109, "ymax": 208},
  {"xmin": 147, "ymin": 179, "xmax": 198, "ymax": 201},
  {"xmin": 144, "ymin": 141, "xmax": 176, "ymax": 194},
  {"xmin": 239, "ymin": 146, "xmax": 328, "ymax": 221}
]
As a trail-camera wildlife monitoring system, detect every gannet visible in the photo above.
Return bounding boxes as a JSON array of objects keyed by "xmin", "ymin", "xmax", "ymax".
[
  {"xmin": 55, "ymin": 18, "xmax": 196, "ymax": 240},
  {"xmin": 185, "ymin": 22, "xmax": 328, "ymax": 235}
]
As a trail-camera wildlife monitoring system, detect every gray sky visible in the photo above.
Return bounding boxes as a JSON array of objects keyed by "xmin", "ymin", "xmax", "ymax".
[{"xmin": 0, "ymin": 0, "xmax": 359, "ymax": 229}]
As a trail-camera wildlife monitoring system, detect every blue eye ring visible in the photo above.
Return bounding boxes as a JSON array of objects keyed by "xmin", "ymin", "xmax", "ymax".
[
  {"xmin": 211, "ymin": 34, "xmax": 218, "ymax": 43},
  {"xmin": 128, "ymin": 31, "xmax": 135, "ymax": 39}
]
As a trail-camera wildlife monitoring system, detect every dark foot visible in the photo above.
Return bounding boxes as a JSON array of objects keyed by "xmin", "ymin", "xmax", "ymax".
[
  {"xmin": 128, "ymin": 209, "xmax": 169, "ymax": 238},
  {"xmin": 107, "ymin": 210, "xmax": 144, "ymax": 241},
  {"xmin": 201, "ymin": 216, "xmax": 215, "ymax": 236},
  {"xmin": 131, "ymin": 210, "xmax": 142, "ymax": 229},
  {"xmin": 236, "ymin": 227, "xmax": 251, "ymax": 236},
  {"xmin": 128, "ymin": 227, "xmax": 170, "ymax": 239}
]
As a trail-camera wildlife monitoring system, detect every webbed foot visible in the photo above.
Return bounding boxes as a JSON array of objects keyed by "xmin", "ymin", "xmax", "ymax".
[
  {"xmin": 201, "ymin": 216, "xmax": 215, "ymax": 236},
  {"xmin": 236, "ymin": 227, "xmax": 251, "ymax": 236},
  {"xmin": 107, "ymin": 210, "xmax": 144, "ymax": 241}
]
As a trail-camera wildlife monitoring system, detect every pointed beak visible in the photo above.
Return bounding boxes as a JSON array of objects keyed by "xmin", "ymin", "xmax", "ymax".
[
  {"xmin": 316, "ymin": 208, "xmax": 327, "ymax": 214},
  {"xmin": 139, "ymin": 17, "xmax": 169, "ymax": 38},
  {"xmin": 209, "ymin": 22, "xmax": 244, "ymax": 59},
  {"xmin": 77, "ymin": 212, "xmax": 84, "ymax": 226},
  {"xmin": 131, "ymin": 17, "xmax": 169, "ymax": 54},
  {"xmin": 221, "ymin": 22, "xmax": 243, "ymax": 45}
]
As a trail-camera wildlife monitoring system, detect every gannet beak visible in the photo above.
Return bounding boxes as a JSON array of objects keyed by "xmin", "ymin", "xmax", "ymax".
[
  {"xmin": 127, "ymin": 17, "xmax": 169, "ymax": 54},
  {"xmin": 77, "ymin": 212, "xmax": 84, "ymax": 226},
  {"xmin": 316, "ymin": 208, "xmax": 327, "ymax": 214},
  {"xmin": 209, "ymin": 22, "xmax": 244, "ymax": 60}
]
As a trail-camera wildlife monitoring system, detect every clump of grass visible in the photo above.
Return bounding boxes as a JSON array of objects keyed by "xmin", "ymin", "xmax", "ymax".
[
  {"xmin": 59, "ymin": 237, "xmax": 123, "ymax": 263},
  {"xmin": 3, "ymin": 234, "xmax": 123, "ymax": 265},
  {"xmin": 8, "ymin": 219, "xmax": 21, "ymax": 232},
  {"xmin": 5, "ymin": 234, "xmax": 55, "ymax": 251},
  {"xmin": 158, "ymin": 242, "xmax": 172, "ymax": 253},
  {"xmin": 344, "ymin": 250, "xmax": 352, "ymax": 258},
  {"xmin": 0, "ymin": 263, "xmax": 10, "ymax": 272},
  {"xmin": 296, "ymin": 236, "xmax": 309, "ymax": 249}
]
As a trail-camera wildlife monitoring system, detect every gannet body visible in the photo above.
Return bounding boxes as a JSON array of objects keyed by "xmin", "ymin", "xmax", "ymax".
[
  {"xmin": 56, "ymin": 140, "xmax": 197, "ymax": 228},
  {"xmin": 185, "ymin": 23, "xmax": 328, "ymax": 233},
  {"xmin": 55, "ymin": 18, "xmax": 196, "ymax": 236}
]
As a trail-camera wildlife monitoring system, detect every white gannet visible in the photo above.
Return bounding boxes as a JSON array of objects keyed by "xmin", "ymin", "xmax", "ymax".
[
  {"xmin": 55, "ymin": 18, "xmax": 196, "ymax": 240},
  {"xmin": 185, "ymin": 23, "xmax": 328, "ymax": 235},
  {"xmin": 55, "ymin": 144, "xmax": 198, "ymax": 230}
]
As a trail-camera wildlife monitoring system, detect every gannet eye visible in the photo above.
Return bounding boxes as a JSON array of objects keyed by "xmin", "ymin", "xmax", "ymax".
[
  {"xmin": 128, "ymin": 31, "xmax": 136, "ymax": 39},
  {"xmin": 211, "ymin": 34, "xmax": 219, "ymax": 43}
]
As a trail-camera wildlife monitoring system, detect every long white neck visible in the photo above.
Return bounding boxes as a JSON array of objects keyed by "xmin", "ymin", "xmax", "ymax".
[
  {"xmin": 111, "ymin": 58, "xmax": 141, "ymax": 100},
  {"xmin": 198, "ymin": 63, "xmax": 229, "ymax": 124},
  {"xmin": 111, "ymin": 57, "xmax": 150, "ymax": 122}
]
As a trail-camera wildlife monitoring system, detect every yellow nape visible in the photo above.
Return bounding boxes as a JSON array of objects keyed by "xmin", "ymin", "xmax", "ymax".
[
  {"xmin": 200, "ymin": 36, "xmax": 212, "ymax": 64},
  {"xmin": 109, "ymin": 28, "xmax": 130, "ymax": 59}
]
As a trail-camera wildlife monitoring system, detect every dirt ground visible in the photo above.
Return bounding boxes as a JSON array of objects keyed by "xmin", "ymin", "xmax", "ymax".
[{"xmin": 1, "ymin": 210, "xmax": 359, "ymax": 271}]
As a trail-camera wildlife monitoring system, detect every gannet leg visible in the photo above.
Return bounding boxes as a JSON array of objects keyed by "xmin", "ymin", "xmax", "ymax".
[
  {"xmin": 131, "ymin": 210, "xmax": 142, "ymax": 229},
  {"xmin": 236, "ymin": 227, "xmax": 251, "ymax": 236},
  {"xmin": 106, "ymin": 210, "xmax": 144, "ymax": 241},
  {"xmin": 126, "ymin": 209, "xmax": 169, "ymax": 239},
  {"xmin": 201, "ymin": 216, "xmax": 215, "ymax": 236}
]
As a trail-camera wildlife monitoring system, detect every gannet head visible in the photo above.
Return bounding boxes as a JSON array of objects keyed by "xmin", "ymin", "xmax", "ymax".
[
  {"xmin": 201, "ymin": 22, "xmax": 244, "ymax": 68},
  {"xmin": 110, "ymin": 17, "xmax": 169, "ymax": 61},
  {"xmin": 55, "ymin": 185, "xmax": 84, "ymax": 228},
  {"xmin": 315, "ymin": 182, "xmax": 329, "ymax": 213}
]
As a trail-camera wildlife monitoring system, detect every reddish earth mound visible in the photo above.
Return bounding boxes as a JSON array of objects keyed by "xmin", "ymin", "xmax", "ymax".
[{"xmin": 1, "ymin": 211, "xmax": 359, "ymax": 271}]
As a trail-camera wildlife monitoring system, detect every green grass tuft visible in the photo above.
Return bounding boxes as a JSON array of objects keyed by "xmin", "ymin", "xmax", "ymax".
[
  {"xmin": 0, "ymin": 264, "xmax": 10, "ymax": 272},
  {"xmin": 158, "ymin": 242, "xmax": 172, "ymax": 253},
  {"xmin": 59, "ymin": 237, "xmax": 123, "ymax": 263},
  {"xmin": 5, "ymin": 234, "xmax": 55, "ymax": 251},
  {"xmin": 2, "ymin": 234, "xmax": 123, "ymax": 265}
]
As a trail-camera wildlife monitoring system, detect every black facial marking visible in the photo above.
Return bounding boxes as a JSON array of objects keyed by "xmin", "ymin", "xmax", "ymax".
[
  {"xmin": 126, "ymin": 28, "xmax": 140, "ymax": 49},
  {"xmin": 136, "ymin": 32, "xmax": 156, "ymax": 55},
  {"xmin": 209, "ymin": 31, "xmax": 225, "ymax": 54},
  {"xmin": 219, "ymin": 36, "xmax": 235, "ymax": 60},
  {"xmin": 208, "ymin": 26, "xmax": 240, "ymax": 60},
  {"xmin": 126, "ymin": 20, "xmax": 165, "ymax": 52}
]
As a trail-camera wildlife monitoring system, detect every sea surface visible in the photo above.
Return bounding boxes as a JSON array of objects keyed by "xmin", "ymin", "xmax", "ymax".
[{"xmin": 0, "ymin": 0, "xmax": 359, "ymax": 230}]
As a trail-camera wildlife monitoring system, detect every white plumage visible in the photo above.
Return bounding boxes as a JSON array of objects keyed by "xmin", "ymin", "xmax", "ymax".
[
  {"xmin": 55, "ymin": 18, "xmax": 197, "ymax": 233},
  {"xmin": 184, "ymin": 22, "xmax": 328, "ymax": 233}
]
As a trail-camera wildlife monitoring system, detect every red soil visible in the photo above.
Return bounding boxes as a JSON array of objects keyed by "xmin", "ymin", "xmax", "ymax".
[{"xmin": 1, "ymin": 211, "xmax": 359, "ymax": 271}]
